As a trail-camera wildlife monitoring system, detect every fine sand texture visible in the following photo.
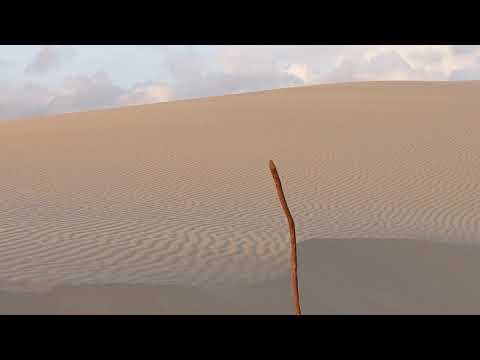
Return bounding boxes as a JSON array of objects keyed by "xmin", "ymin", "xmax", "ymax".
[
  {"xmin": 2, "ymin": 238, "xmax": 480, "ymax": 314},
  {"xmin": 1, "ymin": 81, "xmax": 480, "ymax": 314}
]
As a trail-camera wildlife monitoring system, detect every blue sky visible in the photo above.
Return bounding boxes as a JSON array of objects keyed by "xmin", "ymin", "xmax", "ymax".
[{"xmin": 1, "ymin": 45, "xmax": 480, "ymax": 120}]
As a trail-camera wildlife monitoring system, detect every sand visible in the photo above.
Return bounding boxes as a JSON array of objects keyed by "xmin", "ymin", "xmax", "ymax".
[{"xmin": 1, "ymin": 81, "xmax": 480, "ymax": 314}]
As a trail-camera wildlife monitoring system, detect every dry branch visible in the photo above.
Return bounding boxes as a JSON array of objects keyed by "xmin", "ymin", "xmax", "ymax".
[{"xmin": 269, "ymin": 160, "xmax": 302, "ymax": 315}]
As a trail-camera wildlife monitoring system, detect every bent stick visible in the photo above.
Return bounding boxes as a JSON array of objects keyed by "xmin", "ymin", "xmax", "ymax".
[{"xmin": 269, "ymin": 160, "xmax": 302, "ymax": 315}]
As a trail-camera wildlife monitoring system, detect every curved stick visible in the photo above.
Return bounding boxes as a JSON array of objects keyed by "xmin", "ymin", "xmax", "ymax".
[{"xmin": 269, "ymin": 160, "xmax": 302, "ymax": 315}]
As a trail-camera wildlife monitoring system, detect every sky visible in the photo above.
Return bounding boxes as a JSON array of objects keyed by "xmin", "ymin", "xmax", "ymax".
[{"xmin": 1, "ymin": 45, "xmax": 480, "ymax": 120}]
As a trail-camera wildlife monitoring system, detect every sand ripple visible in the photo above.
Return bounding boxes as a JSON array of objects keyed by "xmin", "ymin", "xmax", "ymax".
[{"xmin": 1, "ymin": 81, "xmax": 480, "ymax": 288}]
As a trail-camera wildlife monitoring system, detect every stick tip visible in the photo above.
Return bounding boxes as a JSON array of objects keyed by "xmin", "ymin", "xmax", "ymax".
[{"xmin": 269, "ymin": 160, "xmax": 276, "ymax": 171}]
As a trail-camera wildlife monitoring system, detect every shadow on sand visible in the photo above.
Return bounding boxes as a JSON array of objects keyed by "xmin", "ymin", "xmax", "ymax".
[{"xmin": 2, "ymin": 238, "xmax": 480, "ymax": 314}]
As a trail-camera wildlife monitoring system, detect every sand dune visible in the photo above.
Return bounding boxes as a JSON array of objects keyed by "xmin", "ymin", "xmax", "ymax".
[
  {"xmin": 2, "ymin": 238, "xmax": 480, "ymax": 314},
  {"xmin": 1, "ymin": 81, "xmax": 480, "ymax": 313}
]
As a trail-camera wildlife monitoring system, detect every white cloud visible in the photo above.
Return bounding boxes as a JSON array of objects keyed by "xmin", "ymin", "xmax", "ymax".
[
  {"xmin": 330, "ymin": 45, "xmax": 480, "ymax": 82},
  {"xmin": 214, "ymin": 45, "xmax": 480, "ymax": 84},
  {"xmin": 451, "ymin": 45, "xmax": 480, "ymax": 55},
  {"xmin": 118, "ymin": 83, "xmax": 173, "ymax": 106},
  {"xmin": 3, "ymin": 45, "xmax": 480, "ymax": 120},
  {"xmin": 323, "ymin": 46, "xmax": 480, "ymax": 82},
  {"xmin": 0, "ymin": 72, "xmax": 174, "ymax": 120},
  {"xmin": 25, "ymin": 46, "xmax": 75, "ymax": 75},
  {"xmin": 0, "ymin": 82, "xmax": 53, "ymax": 119},
  {"xmin": 159, "ymin": 46, "xmax": 305, "ymax": 100},
  {"xmin": 326, "ymin": 50, "xmax": 419, "ymax": 82},
  {"xmin": 287, "ymin": 64, "xmax": 309, "ymax": 82},
  {"xmin": 46, "ymin": 72, "xmax": 125, "ymax": 114},
  {"xmin": 450, "ymin": 59, "xmax": 480, "ymax": 80}
]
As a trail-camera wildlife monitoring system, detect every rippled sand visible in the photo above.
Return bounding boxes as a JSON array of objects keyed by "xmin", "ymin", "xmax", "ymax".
[{"xmin": 1, "ymin": 81, "xmax": 480, "ymax": 313}]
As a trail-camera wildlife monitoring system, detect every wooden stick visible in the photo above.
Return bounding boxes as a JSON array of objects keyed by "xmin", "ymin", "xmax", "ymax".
[{"xmin": 269, "ymin": 160, "xmax": 302, "ymax": 315}]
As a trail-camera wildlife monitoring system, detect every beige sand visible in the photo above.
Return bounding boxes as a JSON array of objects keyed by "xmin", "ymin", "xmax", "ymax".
[
  {"xmin": 2, "ymin": 238, "xmax": 480, "ymax": 314},
  {"xmin": 1, "ymin": 81, "xmax": 480, "ymax": 313}
]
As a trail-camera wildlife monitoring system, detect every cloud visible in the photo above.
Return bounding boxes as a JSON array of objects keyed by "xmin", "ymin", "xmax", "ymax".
[
  {"xmin": 46, "ymin": 72, "xmax": 125, "ymax": 114},
  {"xmin": 161, "ymin": 45, "xmax": 306, "ymax": 100},
  {"xmin": 450, "ymin": 59, "xmax": 480, "ymax": 80},
  {"xmin": 212, "ymin": 45, "xmax": 480, "ymax": 84},
  {"xmin": 451, "ymin": 45, "xmax": 480, "ymax": 55},
  {"xmin": 0, "ymin": 71, "xmax": 173, "ymax": 120},
  {"xmin": 3, "ymin": 45, "xmax": 480, "ymax": 121},
  {"xmin": 25, "ymin": 46, "xmax": 75, "ymax": 75},
  {"xmin": 287, "ymin": 64, "xmax": 309, "ymax": 82},
  {"xmin": 118, "ymin": 82, "xmax": 173, "ymax": 106},
  {"xmin": 162, "ymin": 45, "xmax": 209, "ymax": 82},
  {"xmin": 47, "ymin": 72, "xmax": 173, "ymax": 114},
  {"xmin": 327, "ymin": 51, "xmax": 415, "ymax": 81},
  {"xmin": 0, "ymin": 82, "xmax": 53, "ymax": 119},
  {"xmin": 215, "ymin": 45, "xmax": 363, "ymax": 84},
  {"xmin": 326, "ymin": 48, "xmax": 449, "ymax": 82}
]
